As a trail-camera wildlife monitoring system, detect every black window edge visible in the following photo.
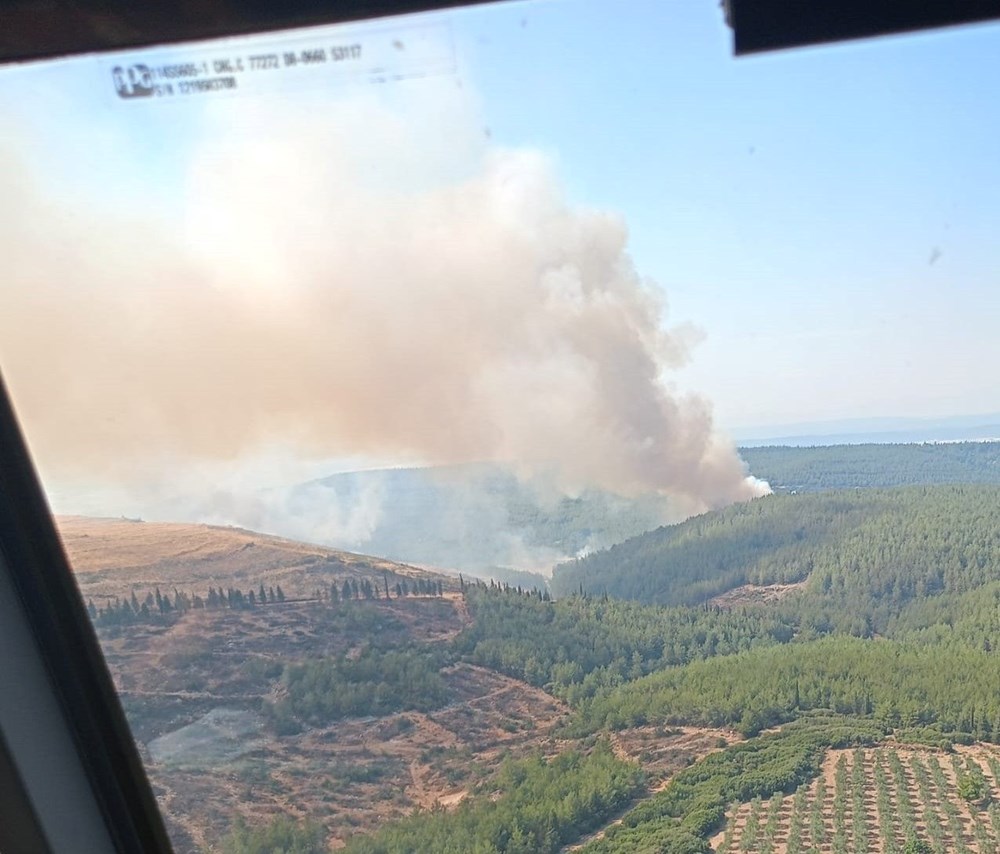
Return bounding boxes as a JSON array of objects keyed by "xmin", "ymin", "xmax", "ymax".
[
  {"xmin": 4, "ymin": 0, "xmax": 1000, "ymax": 66},
  {"xmin": 728, "ymin": 0, "xmax": 1000, "ymax": 55},
  {"xmin": 0, "ymin": 373, "xmax": 174, "ymax": 854},
  {"xmin": 0, "ymin": 0, "xmax": 509, "ymax": 66},
  {"xmin": 0, "ymin": 727, "xmax": 51, "ymax": 854}
]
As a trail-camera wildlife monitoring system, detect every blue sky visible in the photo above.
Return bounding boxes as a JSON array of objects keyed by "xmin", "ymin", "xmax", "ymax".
[
  {"xmin": 453, "ymin": 0, "xmax": 1000, "ymax": 429},
  {"xmin": 2, "ymin": 0, "xmax": 999, "ymax": 441}
]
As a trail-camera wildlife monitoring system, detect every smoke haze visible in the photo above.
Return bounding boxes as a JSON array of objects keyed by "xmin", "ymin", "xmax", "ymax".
[{"xmin": 0, "ymin": 85, "xmax": 767, "ymax": 516}]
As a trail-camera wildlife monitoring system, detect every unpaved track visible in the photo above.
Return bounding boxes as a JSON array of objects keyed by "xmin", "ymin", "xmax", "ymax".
[{"xmin": 564, "ymin": 727, "xmax": 741, "ymax": 852}]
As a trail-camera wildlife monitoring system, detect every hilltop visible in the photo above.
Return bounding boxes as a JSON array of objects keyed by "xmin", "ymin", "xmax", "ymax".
[
  {"xmin": 550, "ymin": 484, "xmax": 1000, "ymax": 634},
  {"xmin": 739, "ymin": 440, "xmax": 1000, "ymax": 492},
  {"xmin": 57, "ymin": 515, "xmax": 455, "ymax": 604}
]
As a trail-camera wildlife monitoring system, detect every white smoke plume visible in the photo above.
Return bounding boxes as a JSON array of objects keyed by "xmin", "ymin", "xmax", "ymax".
[
  {"xmin": 199, "ymin": 478, "xmax": 386, "ymax": 549},
  {"xmin": 0, "ymin": 84, "xmax": 767, "ymax": 514}
]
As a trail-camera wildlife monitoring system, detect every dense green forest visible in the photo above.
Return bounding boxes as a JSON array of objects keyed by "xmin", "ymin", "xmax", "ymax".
[
  {"xmin": 267, "ymin": 647, "xmax": 448, "ymax": 733},
  {"xmin": 221, "ymin": 816, "xmax": 326, "ymax": 854},
  {"xmin": 741, "ymin": 441, "xmax": 1000, "ymax": 491},
  {"xmin": 342, "ymin": 742, "xmax": 643, "ymax": 854},
  {"xmin": 455, "ymin": 588, "xmax": 794, "ymax": 703},
  {"xmin": 550, "ymin": 486, "xmax": 1000, "ymax": 628},
  {"xmin": 573, "ymin": 638, "xmax": 1000, "ymax": 741},
  {"xmin": 887, "ymin": 581, "xmax": 1000, "ymax": 650},
  {"xmin": 459, "ymin": 581, "xmax": 1000, "ymax": 746}
]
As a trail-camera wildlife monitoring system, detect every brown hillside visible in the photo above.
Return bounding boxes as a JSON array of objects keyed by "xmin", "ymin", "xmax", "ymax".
[
  {"xmin": 56, "ymin": 517, "xmax": 731, "ymax": 853},
  {"xmin": 56, "ymin": 516, "xmax": 454, "ymax": 602}
]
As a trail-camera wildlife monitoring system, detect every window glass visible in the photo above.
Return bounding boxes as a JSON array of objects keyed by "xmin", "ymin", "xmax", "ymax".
[{"xmin": 2, "ymin": 2, "xmax": 999, "ymax": 852}]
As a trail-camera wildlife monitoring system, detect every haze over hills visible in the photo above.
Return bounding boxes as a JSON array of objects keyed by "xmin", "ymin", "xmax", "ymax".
[
  {"xmin": 238, "ymin": 442, "xmax": 1000, "ymax": 588},
  {"xmin": 272, "ymin": 463, "xmax": 673, "ymax": 578},
  {"xmin": 739, "ymin": 440, "xmax": 1000, "ymax": 492},
  {"xmin": 734, "ymin": 413, "xmax": 1000, "ymax": 446}
]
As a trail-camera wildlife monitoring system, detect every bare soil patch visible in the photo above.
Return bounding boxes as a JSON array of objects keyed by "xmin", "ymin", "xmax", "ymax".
[
  {"xmin": 140, "ymin": 656, "xmax": 571, "ymax": 850},
  {"xmin": 709, "ymin": 581, "xmax": 807, "ymax": 609},
  {"xmin": 91, "ymin": 590, "xmax": 572, "ymax": 852}
]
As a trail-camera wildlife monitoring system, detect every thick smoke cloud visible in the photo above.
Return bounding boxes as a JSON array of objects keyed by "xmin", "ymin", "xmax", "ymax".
[{"xmin": 0, "ymin": 89, "xmax": 766, "ymax": 513}]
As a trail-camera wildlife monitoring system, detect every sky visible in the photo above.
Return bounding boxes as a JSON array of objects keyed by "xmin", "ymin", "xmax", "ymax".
[
  {"xmin": 1, "ymin": 0, "xmax": 999, "ymax": 512},
  {"xmin": 456, "ymin": 0, "xmax": 1000, "ymax": 430}
]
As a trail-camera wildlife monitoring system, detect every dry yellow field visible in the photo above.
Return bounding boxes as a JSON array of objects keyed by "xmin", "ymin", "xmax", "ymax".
[{"xmin": 56, "ymin": 515, "xmax": 451, "ymax": 602}]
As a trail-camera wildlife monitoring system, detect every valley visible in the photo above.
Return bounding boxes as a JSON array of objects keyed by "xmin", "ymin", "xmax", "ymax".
[
  {"xmin": 56, "ymin": 442, "xmax": 1000, "ymax": 853},
  {"xmin": 82, "ymin": 569, "xmax": 738, "ymax": 852}
]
